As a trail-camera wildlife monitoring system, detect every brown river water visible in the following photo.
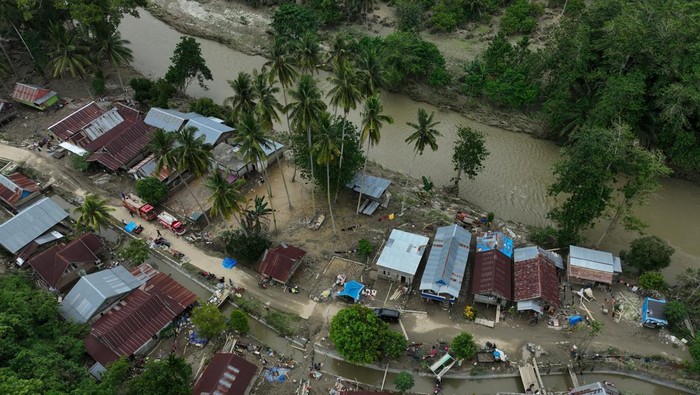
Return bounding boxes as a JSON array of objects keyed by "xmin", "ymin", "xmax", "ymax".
[{"xmin": 119, "ymin": 11, "xmax": 700, "ymax": 283}]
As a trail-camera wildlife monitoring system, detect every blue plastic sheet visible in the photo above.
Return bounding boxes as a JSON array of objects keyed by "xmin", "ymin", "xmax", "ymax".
[
  {"xmin": 222, "ymin": 257, "xmax": 237, "ymax": 269},
  {"xmin": 569, "ymin": 315, "xmax": 584, "ymax": 326},
  {"xmin": 188, "ymin": 331, "xmax": 208, "ymax": 346},
  {"xmin": 124, "ymin": 222, "xmax": 138, "ymax": 232},
  {"xmin": 337, "ymin": 280, "xmax": 364, "ymax": 302},
  {"xmin": 263, "ymin": 367, "xmax": 290, "ymax": 382}
]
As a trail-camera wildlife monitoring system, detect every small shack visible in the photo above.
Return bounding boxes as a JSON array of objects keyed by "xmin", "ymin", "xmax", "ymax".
[
  {"xmin": 419, "ymin": 224, "xmax": 471, "ymax": 304},
  {"xmin": 472, "ymin": 232, "xmax": 513, "ymax": 306},
  {"xmin": 258, "ymin": 243, "xmax": 306, "ymax": 285},
  {"xmin": 641, "ymin": 297, "xmax": 668, "ymax": 328},
  {"xmin": 0, "ymin": 172, "xmax": 41, "ymax": 211},
  {"xmin": 376, "ymin": 229, "xmax": 429, "ymax": 284},
  {"xmin": 336, "ymin": 280, "xmax": 365, "ymax": 303},
  {"xmin": 513, "ymin": 246, "xmax": 563, "ymax": 313},
  {"xmin": 346, "ymin": 173, "xmax": 391, "ymax": 215},
  {"xmin": 568, "ymin": 246, "xmax": 621, "ymax": 285},
  {"xmin": 11, "ymin": 82, "xmax": 58, "ymax": 110},
  {"xmin": 429, "ymin": 353, "xmax": 456, "ymax": 379},
  {"xmin": 192, "ymin": 353, "xmax": 257, "ymax": 395}
]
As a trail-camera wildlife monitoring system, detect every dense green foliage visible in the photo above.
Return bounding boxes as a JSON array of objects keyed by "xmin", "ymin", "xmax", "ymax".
[
  {"xmin": 621, "ymin": 235, "xmax": 675, "ymax": 273},
  {"xmin": 191, "ymin": 304, "xmax": 227, "ymax": 340},
  {"xmin": 395, "ymin": 0, "xmax": 425, "ymax": 32},
  {"xmin": 451, "ymin": 126, "xmax": 489, "ymax": 193},
  {"xmin": 637, "ymin": 271, "xmax": 667, "ymax": 291},
  {"xmin": 135, "ymin": 176, "xmax": 168, "ymax": 204},
  {"xmin": 394, "ymin": 371, "xmax": 415, "ymax": 393},
  {"xmin": 383, "ymin": 31, "xmax": 450, "ymax": 87},
  {"xmin": 229, "ymin": 310, "xmax": 250, "ymax": 335},
  {"xmin": 690, "ymin": 337, "xmax": 700, "ymax": 373},
  {"xmin": 664, "ymin": 300, "xmax": 689, "ymax": 337},
  {"xmin": 118, "ymin": 238, "xmax": 151, "ymax": 265},
  {"xmin": 125, "ymin": 354, "xmax": 191, "ymax": 395},
  {"xmin": 500, "ymin": 0, "xmax": 543, "ymax": 35},
  {"xmin": 0, "ymin": 273, "xmax": 92, "ymax": 393},
  {"xmin": 71, "ymin": 152, "xmax": 92, "ymax": 172},
  {"xmin": 165, "ymin": 36, "xmax": 212, "ymax": 91},
  {"xmin": 451, "ymin": 331, "xmax": 477, "ymax": 360},
  {"xmin": 189, "ymin": 97, "xmax": 225, "ymax": 118},
  {"xmin": 129, "ymin": 77, "xmax": 176, "ymax": 108},
  {"xmin": 221, "ymin": 228, "xmax": 271, "ymax": 265},
  {"xmin": 271, "ymin": 3, "xmax": 319, "ymax": 39},
  {"xmin": 329, "ymin": 305, "xmax": 406, "ymax": 364}
]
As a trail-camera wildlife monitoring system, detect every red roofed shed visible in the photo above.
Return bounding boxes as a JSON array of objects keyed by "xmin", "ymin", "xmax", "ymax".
[
  {"xmin": 85, "ymin": 272, "xmax": 196, "ymax": 366},
  {"xmin": 471, "ymin": 249, "xmax": 512, "ymax": 301},
  {"xmin": 192, "ymin": 353, "xmax": 257, "ymax": 395},
  {"xmin": 11, "ymin": 82, "xmax": 58, "ymax": 110},
  {"xmin": 258, "ymin": 244, "xmax": 306, "ymax": 284}
]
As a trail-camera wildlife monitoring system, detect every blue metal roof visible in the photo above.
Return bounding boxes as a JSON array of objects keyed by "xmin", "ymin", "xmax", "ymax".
[
  {"xmin": 476, "ymin": 231, "xmax": 513, "ymax": 258},
  {"xmin": 186, "ymin": 116, "xmax": 234, "ymax": 145},
  {"xmin": 642, "ymin": 297, "xmax": 668, "ymax": 327},
  {"xmin": 0, "ymin": 197, "xmax": 69, "ymax": 254},
  {"xmin": 346, "ymin": 173, "xmax": 391, "ymax": 200},
  {"xmin": 420, "ymin": 224, "xmax": 471, "ymax": 300}
]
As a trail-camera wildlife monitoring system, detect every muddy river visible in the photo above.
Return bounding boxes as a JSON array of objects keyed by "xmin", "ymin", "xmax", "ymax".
[{"xmin": 119, "ymin": 11, "xmax": 700, "ymax": 281}]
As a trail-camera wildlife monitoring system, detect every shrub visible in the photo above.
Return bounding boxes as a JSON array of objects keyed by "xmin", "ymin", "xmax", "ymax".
[
  {"xmin": 271, "ymin": 3, "xmax": 319, "ymax": 39},
  {"xmin": 395, "ymin": 0, "xmax": 424, "ymax": 32},
  {"xmin": 188, "ymin": 98, "xmax": 224, "ymax": 118},
  {"xmin": 357, "ymin": 239, "xmax": 374, "ymax": 261},
  {"xmin": 135, "ymin": 177, "xmax": 168, "ymax": 205},
  {"xmin": 265, "ymin": 310, "xmax": 295, "ymax": 337},
  {"xmin": 71, "ymin": 153, "xmax": 91, "ymax": 172},
  {"xmin": 229, "ymin": 310, "xmax": 250, "ymax": 335},
  {"xmin": 221, "ymin": 229, "xmax": 271, "ymax": 265},
  {"xmin": 383, "ymin": 31, "xmax": 448, "ymax": 87},
  {"xmin": 500, "ymin": 0, "xmax": 543, "ymax": 35},
  {"xmin": 190, "ymin": 304, "xmax": 227, "ymax": 340},
  {"xmin": 394, "ymin": 371, "xmax": 414, "ymax": 393},
  {"xmin": 452, "ymin": 332, "xmax": 477, "ymax": 360},
  {"xmin": 528, "ymin": 225, "xmax": 559, "ymax": 249},
  {"xmin": 638, "ymin": 271, "xmax": 667, "ymax": 291},
  {"xmin": 91, "ymin": 77, "xmax": 106, "ymax": 95},
  {"xmin": 382, "ymin": 330, "xmax": 408, "ymax": 360}
]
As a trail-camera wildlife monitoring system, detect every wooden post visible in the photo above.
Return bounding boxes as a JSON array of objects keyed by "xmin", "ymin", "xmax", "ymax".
[{"xmin": 380, "ymin": 364, "xmax": 389, "ymax": 390}]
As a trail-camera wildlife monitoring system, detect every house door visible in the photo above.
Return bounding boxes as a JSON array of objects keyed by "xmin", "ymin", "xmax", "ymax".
[{"xmin": 401, "ymin": 275, "xmax": 406, "ymax": 283}]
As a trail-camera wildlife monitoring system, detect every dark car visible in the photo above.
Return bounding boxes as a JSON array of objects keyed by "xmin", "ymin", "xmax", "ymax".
[{"xmin": 373, "ymin": 308, "xmax": 401, "ymax": 323}]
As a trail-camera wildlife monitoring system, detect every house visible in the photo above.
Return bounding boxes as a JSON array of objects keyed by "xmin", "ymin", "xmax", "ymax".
[
  {"xmin": 513, "ymin": 246, "xmax": 563, "ymax": 314},
  {"xmin": 28, "ymin": 233, "xmax": 103, "ymax": 293},
  {"xmin": 258, "ymin": 243, "xmax": 306, "ymax": 285},
  {"xmin": 127, "ymin": 154, "xmax": 175, "ymax": 184},
  {"xmin": 0, "ymin": 172, "xmax": 41, "ymax": 211},
  {"xmin": 0, "ymin": 197, "xmax": 69, "ymax": 259},
  {"xmin": 345, "ymin": 173, "xmax": 391, "ymax": 216},
  {"xmin": 641, "ymin": 297, "xmax": 668, "ymax": 328},
  {"xmin": 567, "ymin": 246, "xmax": 621, "ymax": 285},
  {"xmin": 11, "ymin": 82, "xmax": 58, "ymax": 110},
  {"xmin": 212, "ymin": 140, "xmax": 286, "ymax": 182},
  {"xmin": 59, "ymin": 265, "xmax": 144, "ymax": 323},
  {"xmin": 376, "ymin": 229, "xmax": 429, "ymax": 284},
  {"xmin": 419, "ymin": 224, "xmax": 471, "ymax": 304},
  {"xmin": 48, "ymin": 102, "xmax": 106, "ymax": 141},
  {"xmin": 471, "ymin": 232, "xmax": 514, "ymax": 306},
  {"xmin": 192, "ymin": 353, "xmax": 257, "ymax": 395},
  {"xmin": 568, "ymin": 381, "xmax": 620, "ymax": 395},
  {"xmin": 84, "ymin": 270, "xmax": 197, "ymax": 372},
  {"xmin": 144, "ymin": 108, "xmax": 234, "ymax": 145}
]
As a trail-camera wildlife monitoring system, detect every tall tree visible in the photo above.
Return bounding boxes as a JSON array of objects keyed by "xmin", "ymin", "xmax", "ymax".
[
  {"xmin": 165, "ymin": 36, "xmax": 212, "ymax": 91},
  {"xmin": 224, "ymin": 71, "xmax": 255, "ymax": 125},
  {"xmin": 47, "ymin": 24, "xmax": 93, "ymax": 98},
  {"xmin": 75, "ymin": 193, "xmax": 114, "ymax": 231},
  {"xmin": 451, "ymin": 126, "xmax": 489, "ymax": 195},
  {"xmin": 93, "ymin": 29, "xmax": 133, "ymax": 92},
  {"xmin": 296, "ymin": 31, "xmax": 321, "ymax": 75},
  {"xmin": 327, "ymin": 58, "xmax": 362, "ymax": 201},
  {"xmin": 263, "ymin": 38, "xmax": 299, "ymax": 136},
  {"xmin": 205, "ymin": 171, "xmax": 247, "ymax": 226},
  {"xmin": 313, "ymin": 113, "xmax": 341, "ymax": 234},
  {"xmin": 402, "ymin": 108, "xmax": 441, "ymax": 215},
  {"xmin": 148, "ymin": 129, "xmax": 177, "ymax": 173},
  {"xmin": 326, "ymin": 33, "xmax": 351, "ymax": 66},
  {"xmin": 356, "ymin": 46, "xmax": 387, "ymax": 98},
  {"xmin": 357, "ymin": 95, "xmax": 393, "ymax": 214},
  {"xmin": 285, "ymin": 74, "xmax": 327, "ymax": 216},
  {"xmin": 233, "ymin": 112, "xmax": 277, "ymax": 231},
  {"xmin": 126, "ymin": 354, "xmax": 191, "ymax": 395}
]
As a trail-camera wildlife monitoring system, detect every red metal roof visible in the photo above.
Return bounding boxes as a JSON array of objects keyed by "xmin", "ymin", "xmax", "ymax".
[
  {"xmin": 85, "ymin": 272, "xmax": 196, "ymax": 365},
  {"xmin": 258, "ymin": 244, "xmax": 306, "ymax": 284},
  {"xmin": 192, "ymin": 353, "xmax": 257, "ymax": 395},
  {"xmin": 471, "ymin": 249, "xmax": 512, "ymax": 300},
  {"xmin": 0, "ymin": 172, "xmax": 40, "ymax": 206},
  {"xmin": 11, "ymin": 82, "xmax": 55, "ymax": 104},
  {"xmin": 28, "ymin": 233, "xmax": 103, "ymax": 288},
  {"xmin": 48, "ymin": 102, "xmax": 105, "ymax": 141},
  {"xmin": 86, "ymin": 105, "xmax": 155, "ymax": 170},
  {"xmin": 514, "ymin": 256, "xmax": 559, "ymax": 307}
]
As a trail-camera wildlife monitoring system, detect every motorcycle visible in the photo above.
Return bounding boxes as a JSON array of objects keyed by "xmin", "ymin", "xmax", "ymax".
[{"xmin": 153, "ymin": 236, "xmax": 170, "ymax": 247}]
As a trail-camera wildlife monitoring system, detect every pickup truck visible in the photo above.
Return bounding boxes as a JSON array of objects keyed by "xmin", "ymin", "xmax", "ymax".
[
  {"xmin": 157, "ymin": 211, "xmax": 187, "ymax": 236},
  {"xmin": 122, "ymin": 193, "xmax": 157, "ymax": 221}
]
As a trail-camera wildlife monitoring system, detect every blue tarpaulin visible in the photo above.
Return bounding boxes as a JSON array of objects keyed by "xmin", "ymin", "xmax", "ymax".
[
  {"xmin": 188, "ymin": 331, "xmax": 208, "ymax": 346},
  {"xmin": 124, "ymin": 222, "xmax": 138, "ymax": 232},
  {"xmin": 569, "ymin": 315, "xmax": 584, "ymax": 326},
  {"xmin": 263, "ymin": 367, "xmax": 290, "ymax": 382},
  {"xmin": 222, "ymin": 257, "xmax": 237, "ymax": 269},
  {"xmin": 337, "ymin": 280, "xmax": 365, "ymax": 302}
]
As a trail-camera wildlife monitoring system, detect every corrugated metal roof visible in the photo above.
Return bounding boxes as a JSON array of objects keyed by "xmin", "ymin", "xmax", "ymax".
[
  {"xmin": 192, "ymin": 353, "xmax": 257, "ymax": 395},
  {"xmin": 48, "ymin": 102, "xmax": 105, "ymax": 141},
  {"xmin": 128, "ymin": 154, "xmax": 171, "ymax": 181},
  {"xmin": 420, "ymin": 224, "xmax": 471, "ymax": 299},
  {"xmin": 28, "ymin": 233, "xmax": 103, "ymax": 288},
  {"xmin": 83, "ymin": 108, "xmax": 125, "ymax": 140},
  {"xmin": 569, "ymin": 245, "xmax": 614, "ymax": 271},
  {"xmin": 472, "ymin": 249, "xmax": 512, "ymax": 300},
  {"xmin": 376, "ymin": 229, "xmax": 429, "ymax": 276},
  {"xmin": 568, "ymin": 265, "xmax": 613, "ymax": 284},
  {"xmin": 0, "ymin": 197, "xmax": 69, "ymax": 254},
  {"xmin": 213, "ymin": 143, "xmax": 249, "ymax": 173},
  {"xmin": 143, "ymin": 107, "xmax": 192, "ymax": 132},
  {"xmin": 186, "ymin": 116, "xmax": 234, "ymax": 145},
  {"xmin": 569, "ymin": 381, "xmax": 620, "ymax": 395},
  {"xmin": 60, "ymin": 266, "xmax": 143, "ymax": 323},
  {"xmin": 11, "ymin": 82, "xmax": 57, "ymax": 105},
  {"xmin": 517, "ymin": 299, "xmax": 543, "ymax": 313},
  {"xmin": 346, "ymin": 173, "xmax": 391, "ymax": 200},
  {"xmin": 258, "ymin": 244, "xmax": 306, "ymax": 284},
  {"xmin": 85, "ymin": 272, "xmax": 196, "ymax": 365},
  {"xmin": 514, "ymin": 246, "xmax": 564, "ymax": 269},
  {"xmin": 476, "ymin": 231, "xmax": 513, "ymax": 258},
  {"xmin": 260, "ymin": 140, "xmax": 283, "ymax": 157},
  {"xmin": 0, "ymin": 172, "xmax": 40, "ymax": 207},
  {"xmin": 613, "ymin": 256, "xmax": 621, "ymax": 273}
]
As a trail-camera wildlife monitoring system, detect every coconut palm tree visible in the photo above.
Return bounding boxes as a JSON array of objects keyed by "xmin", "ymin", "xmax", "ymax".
[
  {"xmin": 94, "ymin": 29, "xmax": 133, "ymax": 92},
  {"xmin": 205, "ymin": 170, "xmax": 247, "ymax": 227},
  {"xmin": 285, "ymin": 74, "xmax": 327, "ymax": 216},
  {"xmin": 296, "ymin": 32, "xmax": 321, "ymax": 75},
  {"xmin": 357, "ymin": 94, "xmax": 393, "ymax": 214},
  {"xmin": 233, "ymin": 111, "xmax": 277, "ymax": 231},
  {"xmin": 356, "ymin": 46, "xmax": 387, "ymax": 98},
  {"xmin": 224, "ymin": 71, "xmax": 255, "ymax": 125},
  {"xmin": 313, "ymin": 113, "xmax": 341, "ymax": 234},
  {"xmin": 148, "ymin": 129, "xmax": 178, "ymax": 175},
  {"xmin": 171, "ymin": 126, "xmax": 215, "ymax": 227},
  {"xmin": 263, "ymin": 38, "xmax": 299, "ymax": 136},
  {"xmin": 48, "ymin": 24, "xmax": 94, "ymax": 98},
  {"xmin": 325, "ymin": 33, "xmax": 350, "ymax": 66},
  {"xmin": 327, "ymin": 58, "xmax": 362, "ymax": 201},
  {"xmin": 402, "ymin": 109, "xmax": 442, "ymax": 215},
  {"xmin": 75, "ymin": 193, "xmax": 114, "ymax": 231},
  {"xmin": 252, "ymin": 69, "xmax": 293, "ymax": 209}
]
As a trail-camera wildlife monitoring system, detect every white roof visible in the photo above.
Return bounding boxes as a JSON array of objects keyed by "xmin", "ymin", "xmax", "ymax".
[
  {"xmin": 0, "ymin": 197, "xmax": 68, "ymax": 254},
  {"xmin": 59, "ymin": 142, "xmax": 88, "ymax": 155},
  {"xmin": 185, "ymin": 116, "xmax": 234, "ymax": 145},
  {"xmin": 376, "ymin": 229, "xmax": 429, "ymax": 276},
  {"xmin": 569, "ymin": 245, "xmax": 615, "ymax": 274}
]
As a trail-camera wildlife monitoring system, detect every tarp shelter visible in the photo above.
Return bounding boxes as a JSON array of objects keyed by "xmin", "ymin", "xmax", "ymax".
[
  {"xmin": 569, "ymin": 315, "xmax": 584, "ymax": 326},
  {"xmin": 223, "ymin": 257, "xmax": 237, "ymax": 269},
  {"xmin": 124, "ymin": 222, "xmax": 139, "ymax": 233},
  {"xmin": 263, "ymin": 367, "xmax": 290, "ymax": 383},
  {"xmin": 336, "ymin": 280, "xmax": 364, "ymax": 303}
]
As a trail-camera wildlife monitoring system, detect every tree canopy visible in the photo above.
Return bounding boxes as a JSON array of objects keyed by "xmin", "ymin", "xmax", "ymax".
[
  {"xmin": 451, "ymin": 331, "xmax": 477, "ymax": 360},
  {"xmin": 135, "ymin": 176, "xmax": 167, "ymax": 205},
  {"xmin": 621, "ymin": 235, "xmax": 675, "ymax": 273},
  {"xmin": 452, "ymin": 126, "xmax": 489, "ymax": 193},
  {"xmin": 329, "ymin": 305, "xmax": 405, "ymax": 364},
  {"xmin": 190, "ymin": 304, "xmax": 227, "ymax": 340},
  {"xmin": 165, "ymin": 36, "xmax": 213, "ymax": 91},
  {"xmin": 118, "ymin": 238, "xmax": 151, "ymax": 265}
]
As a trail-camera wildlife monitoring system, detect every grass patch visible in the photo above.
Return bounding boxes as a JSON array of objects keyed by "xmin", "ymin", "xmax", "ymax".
[
  {"xmin": 234, "ymin": 296, "xmax": 263, "ymax": 317},
  {"xmin": 265, "ymin": 310, "xmax": 300, "ymax": 337}
]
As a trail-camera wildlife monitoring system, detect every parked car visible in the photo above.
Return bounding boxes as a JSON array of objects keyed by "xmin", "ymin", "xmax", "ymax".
[{"xmin": 373, "ymin": 308, "xmax": 401, "ymax": 323}]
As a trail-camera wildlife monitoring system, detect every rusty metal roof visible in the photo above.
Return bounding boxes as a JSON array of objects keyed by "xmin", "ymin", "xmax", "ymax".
[
  {"xmin": 513, "ymin": 254, "xmax": 559, "ymax": 307},
  {"xmin": 28, "ymin": 232, "xmax": 103, "ymax": 288},
  {"xmin": 192, "ymin": 353, "xmax": 257, "ymax": 395},
  {"xmin": 0, "ymin": 172, "xmax": 40, "ymax": 207},
  {"xmin": 85, "ymin": 272, "xmax": 196, "ymax": 365},
  {"xmin": 258, "ymin": 244, "xmax": 307, "ymax": 284},
  {"xmin": 12, "ymin": 82, "xmax": 56, "ymax": 105},
  {"xmin": 471, "ymin": 249, "xmax": 512, "ymax": 300},
  {"xmin": 48, "ymin": 102, "xmax": 105, "ymax": 141}
]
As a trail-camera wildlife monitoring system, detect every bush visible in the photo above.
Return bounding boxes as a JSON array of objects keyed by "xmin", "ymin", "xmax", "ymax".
[
  {"xmin": 129, "ymin": 77, "xmax": 154, "ymax": 102},
  {"xmin": 71, "ymin": 153, "xmax": 91, "ymax": 172},
  {"xmin": 135, "ymin": 177, "xmax": 168, "ymax": 205},
  {"xmin": 638, "ymin": 271, "xmax": 667, "ymax": 291},
  {"xmin": 452, "ymin": 332, "xmax": 477, "ymax": 360},
  {"xmin": 382, "ymin": 31, "xmax": 448, "ymax": 87},
  {"xmin": 621, "ymin": 235, "xmax": 675, "ymax": 273},
  {"xmin": 393, "ymin": 371, "xmax": 414, "ymax": 393},
  {"xmin": 429, "ymin": 0, "xmax": 465, "ymax": 32},
  {"xmin": 229, "ymin": 310, "xmax": 249, "ymax": 335},
  {"xmin": 118, "ymin": 239, "xmax": 150, "ymax": 265},
  {"xmin": 190, "ymin": 304, "xmax": 227, "ymax": 340},
  {"xmin": 428, "ymin": 67, "xmax": 452, "ymax": 87},
  {"xmin": 91, "ymin": 77, "xmax": 106, "ymax": 95},
  {"xmin": 221, "ymin": 229, "xmax": 271, "ymax": 265},
  {"xmin": 188, "ymin": 98, "xmax": 224, "ymax": 118},
  {"xmin": 395, "ymin": 0, "xmax": 424, "ymax": 32},
  {"xmin": 528, "ymin": 225, "xmax": 559, "ymax": 249},
  {"xmin": 265, "ymin": 310, "xmax": 296, "ymax": 337},
  {"xmin": 357, "ymin": 239, "xmax": 374, "ymax": 261},
  {"xmin": 382, "ymin": 330, "xmax": 408, "ymax": 360},
  {"xmin": 271, "ymin": 3, "xmax": 319, "ymax": 39},
  {"xmin": 128, "ymin": 77, "xmax": 175, "ymax": 108},
  {"xmin": 690, "ymin": 337, "xmax": 700, "ymax": 373},
  {"xmin": 500, "ymin": 0, "xmax": 543, "ymax": 35}
]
